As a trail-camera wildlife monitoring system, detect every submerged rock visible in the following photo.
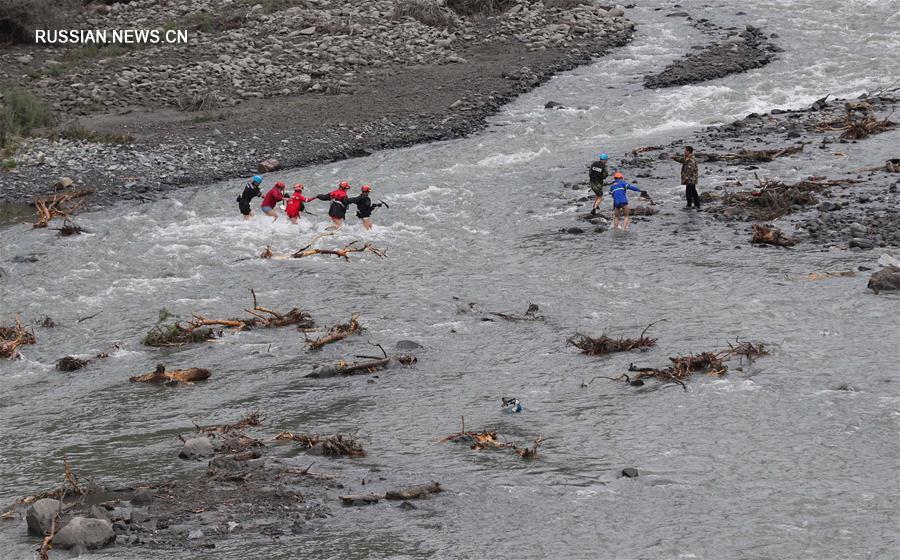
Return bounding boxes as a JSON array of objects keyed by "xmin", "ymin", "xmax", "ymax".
[
  {"xmin": 395, "ymin": 340, "xmax": 423, "ymax": 350},
  {"xmin": 54, "ymin": 516, "xmax": 115, "ymax": 550},
  {"xmin": 621, "ymin": 468, "xmax": 640, "ymax": 478}
]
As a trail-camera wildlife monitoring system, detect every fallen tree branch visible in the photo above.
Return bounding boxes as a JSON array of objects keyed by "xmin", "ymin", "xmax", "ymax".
[
  {"xmin": 195, "ymin": 411, "xmax": 262, "ymax": 434},
  {"xmin": 751, "ymin": 224, "xmax": 797, "ymax": 247},
  {"xmin": 274, "ymin": 432, "xmax": 366, "ymax": 457},
  {"xmin": 144, "ymin": 289, "xmax": 314, "ymax": 346},
  {"xmin": 697, "ymin": 146, "xmax": 803, "ymax": 163},
  {"xmin": 307, "ymin": 314, "xmax": 362, "ymax": 350}
]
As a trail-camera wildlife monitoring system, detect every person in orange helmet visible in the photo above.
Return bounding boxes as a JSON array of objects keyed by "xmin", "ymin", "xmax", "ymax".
[{"xmin": 608, "ymin": 171, "xmax": 646, "ymax": 230}]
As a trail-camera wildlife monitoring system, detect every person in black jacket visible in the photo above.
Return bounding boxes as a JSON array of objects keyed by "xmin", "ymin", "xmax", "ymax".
[
  {"xmin": 345, "ymin": 184, "xmax": 382, "ymax": 230},
  {"xmin": 236, "ymin": 175, "xmax": 263, "ymax": 219},
  {"xmin": 315, "ymin": 181, "xmax": 351, "ymax": 228},
  {"xmin": 587, "ymin": 153, "xmax": 609, "ymax": 215}
]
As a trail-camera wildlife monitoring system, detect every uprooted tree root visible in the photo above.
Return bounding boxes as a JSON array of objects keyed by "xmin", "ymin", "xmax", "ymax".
[
  {"xmin": 144, "ymin": 289, "xmax": 314, "ymax": 347},
  {"xmin": 33, "ymin": 188, "xmax": 95, "ymax": 228},
  {"xmin": 814, "ymin": 101, "xmax": 897, "ymax": 140},
  {"xmin": 441, "ymin": 417, "xmax": 543, "ymax": 459},
  {"xmin": 697, "ymin": 146, "xmax": 803, "ymax": 164},
  {"xmin": 306, "ymin": 314, "xmax": 361, "ymax": 350},
  {"xmin": 129, "ymin": 364, "xmax": 211, "ymax": 384},
  {"xmin": 0, "ymin": 316, "xmax": 36, "ymax": 360},
  {"xmin": 274, "ymin": 432, "xmax": 366, "ymax": 457},
  {"xmin": 589, "ymin": 341, "xmax": 770, "ymax": 391},
  {"xmin": 567, "ymin": 320, "xmax": 663, "ymax": 356},
  {"xmin": 751, "ymin": 224, "xmax": 797, "ymax": 247}
]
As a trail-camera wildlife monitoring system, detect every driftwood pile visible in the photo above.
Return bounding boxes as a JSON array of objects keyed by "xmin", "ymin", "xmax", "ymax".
[
  {"xmin": 715, "ymin": 176, "xmax": 859, "ymax": 222},
  {"xmin": 0, "ymin": 317, "xmax": 36, "ymax": 360},
  {"xmin": 751, "ymin": 224, "xmax": 797, "ymax": 247},
  {"xmin": 621, "ymin": 341, "xmax": 768, "ymax": 390},
  {"xmin": 814, "ymin": 101, "xmax": 897, "ymax": 140},
  {"xmin": 274, "ymin": 432, "xmax": 366, "ymax": 457},
  {"xmin": 196, "ymin": 411, "xmax": 263, "ymax": 434},
  {"xmin": 567, "ymin": 321, "xmax": 662, "ymax": 356},
  {"xmin": 696, "ymin": 146, "xmax": 803, "ymax": 164},
  {"xmin": 129, "ymin": 364, "xmax": 211, "ymax": 384},
  {"xmin": 144, "ymin": 289, "xmax": 314, "ymax": 347},
  {"xmin": 33, "ymin": 188, "xmax": 94, "ymax": 228},
  {"xmin": 441, "ymin": 417, "xmax": 543, "ymax": 459}
]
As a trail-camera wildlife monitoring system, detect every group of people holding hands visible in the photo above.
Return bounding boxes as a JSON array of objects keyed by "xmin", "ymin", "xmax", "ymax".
[{"xmin": 236, "ymin": 176, "xmax": 384, "ymax": 230}]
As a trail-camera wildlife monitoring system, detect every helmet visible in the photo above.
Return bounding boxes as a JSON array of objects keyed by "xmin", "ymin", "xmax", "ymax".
[
  {"xmin": 361, "ymin": 184, "xmax": 371, "ymax": 192},
  {"xmin": 275, "ymin": 181, "xmax": 286, "ymax": 189},
  {"xmin": 293, "ymin": 183, "xmax": 304, "ymax": 191},
  {"xmin": 599, "ymin": 153, "xmax": 608, "ymax": 161},
  {"xmin": 339, "ymin": 181, "xmax": 350, "ymax": 189},
  {"xmin": 613, "ymin": 171, "xmax": 624, "ymax": 179},
  {"xmin": 251, "ymin": 175, "xmax": 263, "ymax": 185}
]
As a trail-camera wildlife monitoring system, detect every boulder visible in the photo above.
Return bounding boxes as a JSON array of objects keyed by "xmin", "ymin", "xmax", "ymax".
[
  {"xmin": 54, "ymin": 177, "xmax": 74, "ymax": 190},
  {"xmin": 26, "ymin": 498, "xmax": 64, "ymax": 536},
  {"xmin": 849, "ymin": 237, "xmax": 875, "ymax": 249},
  {"xmin": 544, "ymin": 101, "xmax": 565, "ymax": 109},
  {"xmin": 130, "ymin": 489, "xmax": 154, "ymax": 505},
  {"xmin": 53, "ymin": 517, "xmax": 115, "ymax": 550},
  {"xmin": 178, "ymin": 437, "xmax": 215, "ymax": 460},
  {"xmin": 621, "ymin": 468, "xmax": 640, "ymax": 478},
  {"xmin": 257, "ymin": 158, "xmax": 281, "ymax": 173},
  {"xmin": 868, "ymin": 266, "xmax": 900, "ymax": 294}
]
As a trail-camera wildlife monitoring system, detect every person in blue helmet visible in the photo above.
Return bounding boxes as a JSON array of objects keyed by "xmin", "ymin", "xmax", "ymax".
[
  {"xmin": 588, "ymin": 153, "xmax": 609, "ymax": 215},
  {"xmin": 609, "ymin": 171, "xmax": 646, "ymax": 230},
  {"xmin": 237, "ymin": 175, "xmax": 263, "ymax": 219}
]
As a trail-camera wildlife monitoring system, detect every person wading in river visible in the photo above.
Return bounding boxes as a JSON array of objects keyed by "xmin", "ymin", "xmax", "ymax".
[
  {"xmin": 588, "ymin": 153, "xmax": 610, "ymax": 215},
  {"xmin": 285, "ymin": 184, "xmax": 316, "ymax": 224},
  {"xmin": 316, "ymin": 181, "xmax": 351, "ymax": 228},
  {"xmin": 609, "ymin": 171, "xmax": 646, "ymax": 230},
  {"xmin": 236, "ymin": 175, "xmax": 263, "ymax": 219},
  {"xmin": 667, "ymin": 145, "xmax": 700, "ymax": 209},
  {"xmin": 261, "ymin": 181, "xmax": 287, "ymax": 221},
  {"xmin": 345, "ymin": 184, "xmax": 383, "ymax": 230}
]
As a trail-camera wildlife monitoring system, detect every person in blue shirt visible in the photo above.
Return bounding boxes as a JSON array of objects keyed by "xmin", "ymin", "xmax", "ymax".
[{"xmin": 609, "ymin": 171, "xmax": 646, "ymax": 230}]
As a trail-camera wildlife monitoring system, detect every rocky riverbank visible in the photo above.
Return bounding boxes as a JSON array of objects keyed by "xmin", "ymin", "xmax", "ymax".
[
  {"xmin": 0, "ymin": 0, "xmax": 634, "ymax": 208},
  {"xmin": 561, "ymin": 91, "xmax": 899, "ymax": 263}
]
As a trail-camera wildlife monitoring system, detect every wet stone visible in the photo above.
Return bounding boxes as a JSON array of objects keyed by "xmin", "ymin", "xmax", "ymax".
[{"xmin": 621, "ymin": 468, "xmax": 640, "ymax": 478}]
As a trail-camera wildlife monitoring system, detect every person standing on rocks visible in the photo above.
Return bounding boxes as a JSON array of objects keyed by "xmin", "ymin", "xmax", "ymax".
[
  {"xmin": 588, "ymin": 153, "xmax": 610, "ymax": 215},
  {"xmin": 345, "ymin": 184, "xmax": 383, "ymax": 230},
  {"xmin": 261, "ymin": 181, "xmax": 287, "ymax": 221},
  {"xmin": 236, "ymin": 175, "xmax": 263, "ymax": 220},
  {"xmin": 609, "ymin": 171, "xmax": 645, "ymax": 230},
  {"xmin": 285, "ymin": 184, "xmax": 316, "ymax": 224},
  {"xmin": 316, "ymin": 181, "xmax": 351, "ymax": 228},
  {"xmin": 667, "ymin": 146, "xmax": 700, "ymax": 209}
]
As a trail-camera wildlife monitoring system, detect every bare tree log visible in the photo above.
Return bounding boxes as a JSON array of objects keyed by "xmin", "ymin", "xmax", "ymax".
[
  {"xmin": 129, "ymin": 364, "xmax": 211, "ymax": 384},
  {"xmin": 384, "ymin": 481, "xmax": 443, "ymax": 500}
]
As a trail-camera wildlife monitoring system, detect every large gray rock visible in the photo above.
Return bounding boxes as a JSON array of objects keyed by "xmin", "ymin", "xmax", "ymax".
[
  {"xmin": 868, "ymin": 266, "xmax": 900, "ymax": 294},
  {"xmin": 26, "ymin": 498, "xmax": 64, "ymax": 536},
  {"xmin": 53, "ymin": 517, "xmax": 115, "ymax": 550},
  {"xmin": 178, "ymin": 437, "xmax": 215, "ymax": 460}
]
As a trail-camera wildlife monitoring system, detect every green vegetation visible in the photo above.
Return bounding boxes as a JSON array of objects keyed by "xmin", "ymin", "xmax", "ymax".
[
  {"xmin": 1, "ymin": 158, "xmax": 16, "ymax": 170},
  {"xmin": 1, "ymin": 87, "xmax": 54, "ymax": 153},
  {"xmin": 28, "ymin": 44, "xmax": 132, "ymax": 78}
]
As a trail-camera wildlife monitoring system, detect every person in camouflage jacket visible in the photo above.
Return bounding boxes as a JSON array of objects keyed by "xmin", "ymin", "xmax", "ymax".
[{"xmin": 670, "ymin": 145, "xmax": 701, "ymax": 208}]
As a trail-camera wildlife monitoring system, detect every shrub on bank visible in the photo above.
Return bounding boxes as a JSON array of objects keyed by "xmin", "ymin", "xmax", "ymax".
[
  {"xmin": 0, "ymin": 87, "xmax": 54, "ymax": 152},
  {"xmin": 393, "ymin": 0, "xmax": 457, "ymax": 28}
]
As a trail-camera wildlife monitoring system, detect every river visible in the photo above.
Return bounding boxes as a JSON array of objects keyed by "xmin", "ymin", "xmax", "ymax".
[{"xmin": 1, "ymin": 1, "xmax": 899, "ymax": 558}]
